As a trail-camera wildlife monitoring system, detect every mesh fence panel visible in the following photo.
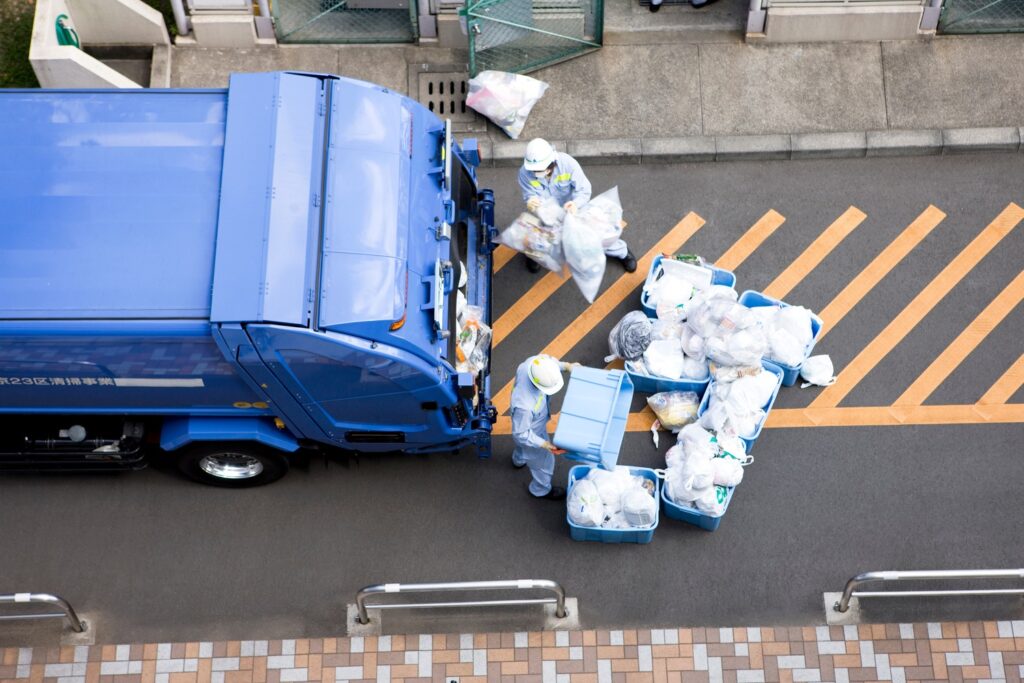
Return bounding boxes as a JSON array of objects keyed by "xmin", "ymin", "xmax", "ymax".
[
  {"xmin": 939, "ymin": 0, "xmax": 1024, "ymax": 33},
  {"xmin": 466, "ymin": 0, "xmax": 602, "ymax": 75},
  {"xmin": 274, "ymin": 0, "xmax": 417, "ymax": 43}
]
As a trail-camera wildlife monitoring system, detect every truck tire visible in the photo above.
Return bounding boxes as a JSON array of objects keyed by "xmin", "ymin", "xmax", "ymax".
[{"xmin": 174, "ymin": 443, "xmax": 289, "ymax": 488}]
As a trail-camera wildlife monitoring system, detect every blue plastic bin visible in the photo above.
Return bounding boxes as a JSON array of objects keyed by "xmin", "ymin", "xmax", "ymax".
[
  {"xmin": 661, "ymin": 483, "xmax": 734, "ymax": 532},
  {"xmin": 624, "ymin": 360, "xmax": 710, "ymax": 397},
  {"xmin": 553, "ymin": 368, "xmax": 633, "ymax": 471},
  {"xmin": 697, "ymin": 362, "xmax": 783, "ymax": 453},
  {"xmin": 566, "ymin": 465, "xmax": 660, "ymax": 543},
  {"xmin": 738, "ymin": 290, "xmax": 823, "ymax": 387},
  {"xmin": 640, "ymin": 256, "xmax": 737, "ymax": 318}
]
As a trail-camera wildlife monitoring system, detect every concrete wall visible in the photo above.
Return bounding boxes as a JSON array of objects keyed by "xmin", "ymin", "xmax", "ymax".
[
  {"xmin": 30, "ymin": 0, "xmax": 142, "ymax": 87},
  {"xmin": 66, "ymin": 0, "xmax": 170, "ymax": 45},
  {"xmin": 760, "ymin": 5, "xmax": 924, "ymax": 42}
]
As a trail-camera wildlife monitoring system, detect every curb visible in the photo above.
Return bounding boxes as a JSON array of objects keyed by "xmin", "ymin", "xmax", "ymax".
[{"xmin": 483, "ymin": 126, "xmax": 1023, "ymax": 167}]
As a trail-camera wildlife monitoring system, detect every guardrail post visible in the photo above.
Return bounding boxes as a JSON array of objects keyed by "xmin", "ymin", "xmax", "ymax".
[{"xmin": 0, "ymin": 593, "xmax": 87, "ymax": 633}]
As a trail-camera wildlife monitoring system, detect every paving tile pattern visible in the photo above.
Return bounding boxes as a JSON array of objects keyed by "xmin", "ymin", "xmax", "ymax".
[{"xmin": 3, "ymin": 621, "xmax": 1024, "ymax": 682}]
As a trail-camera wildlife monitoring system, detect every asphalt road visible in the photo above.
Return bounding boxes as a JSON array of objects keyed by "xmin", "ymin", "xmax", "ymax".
[{"xmin": 1, "ymin": 153, "xmax": 1022, "ymax": 645}]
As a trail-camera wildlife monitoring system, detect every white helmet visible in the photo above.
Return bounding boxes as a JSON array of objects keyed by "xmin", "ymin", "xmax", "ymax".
[
  {"xmin": 523, "ymin": 138, "xmax": 557, "ymax": 172},
  {"xmin": 528, "ymin": 355, "xmax": 564, "ymax": 396}
]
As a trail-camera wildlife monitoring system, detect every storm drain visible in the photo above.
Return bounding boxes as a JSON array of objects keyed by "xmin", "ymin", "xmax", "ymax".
[{"xmin": 418, "ymin": 72, "xmax": 474, "ymax": 120}]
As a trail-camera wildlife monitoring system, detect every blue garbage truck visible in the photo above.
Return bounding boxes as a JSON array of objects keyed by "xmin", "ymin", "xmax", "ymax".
[{"xmin": 0, "ymin": 71, "xmax": 496, "ymax": 486}]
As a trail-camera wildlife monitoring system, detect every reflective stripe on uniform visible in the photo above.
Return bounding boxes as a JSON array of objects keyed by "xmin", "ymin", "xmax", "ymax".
[
  {"xmin": 554, "ymin": 173, "xmax": 572, "ymax": 182},
  {"xmin": 529, "ymin": 180, "xmax": 542, "ymax": 188},
  {"xmin": 534, "ymin": 393, "xmax": 546, "ymax": 413}
]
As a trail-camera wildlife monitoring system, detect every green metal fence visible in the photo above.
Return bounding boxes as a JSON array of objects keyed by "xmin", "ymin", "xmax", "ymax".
[
  {"xmin": 939, "ymin": 0, "xmax": 1024, "ymax": 33},
  {"xmin": 274, "ymin": 0, "xmax": 418, "ymax": 43},
  {"xmin": 463, "ymin": 0, "xmax": 602, "ymax": 76}
]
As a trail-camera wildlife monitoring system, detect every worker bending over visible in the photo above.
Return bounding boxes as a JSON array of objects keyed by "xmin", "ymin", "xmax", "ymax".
[{"xmin": 517, "ymin": 138, "xmax": 637, "ymax": 274}]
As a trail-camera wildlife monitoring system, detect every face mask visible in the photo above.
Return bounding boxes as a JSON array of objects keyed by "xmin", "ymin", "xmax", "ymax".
[{"xmin": 533, "ymin": 170, "xmax": 549, "ymax": 179}]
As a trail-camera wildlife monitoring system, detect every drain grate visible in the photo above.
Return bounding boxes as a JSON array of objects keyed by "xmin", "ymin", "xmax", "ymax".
[{"xmin": 417, "ymin": 71, "xmax": 476, "ymax": 122}]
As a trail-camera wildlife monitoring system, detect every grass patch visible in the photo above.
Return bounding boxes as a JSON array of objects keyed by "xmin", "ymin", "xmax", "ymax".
[{"xmin": 0, "ymin": 0, "xmax": 39, "ymax": 88}]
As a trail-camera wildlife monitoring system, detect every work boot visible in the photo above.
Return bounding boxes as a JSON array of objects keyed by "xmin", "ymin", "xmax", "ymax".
[
  {"xmin": 534, "ymin": 486, "xmax": 566, "ymax": 500},
  {"xmin": 526, "ymin": 256, "xmax": 541, "ymax": 273},
  {"xmin": 619, "ymin": 250, "xmax": 638, "ymax": 273},
  {"xmin": 512, "ymin": 459, "xmax": 527, "ymax": 469}
]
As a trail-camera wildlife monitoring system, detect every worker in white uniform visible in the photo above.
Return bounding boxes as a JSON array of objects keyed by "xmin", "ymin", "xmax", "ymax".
[
  {"xmin": 517, "ymin": 138, "xmax": 637, "ymax": 274},
  {"xmin": 510, "ymin": 354, "xmax": 578, "ymax": 500}
]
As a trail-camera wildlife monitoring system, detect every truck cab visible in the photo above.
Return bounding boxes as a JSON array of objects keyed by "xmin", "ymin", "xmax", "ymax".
[{"xmin": 0, "ymin": 71, "xmax": 496, "ymax": 486}]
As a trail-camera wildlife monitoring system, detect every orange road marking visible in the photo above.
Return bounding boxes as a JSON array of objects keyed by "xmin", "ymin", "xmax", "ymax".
[
  {"xmin": 763, "ymin": 206, "xmax": 866, "ymax": 301},
  {"xmin": 979, "ymin": 352, "xmax": 1024, "ymax": 405},
  {"xmin": 811, "ymin": 202, "xmax": 1024, "ymax": 409},
  {"xmin": 490, "ymin": 403, "xmax": 1024, "ymax": 434},
  {"xmin": 714, "ymin": 209, "xmax": 786, "ymax": 271},
  {"xmin": 492, "ymin": 270, "xmax": 568, "ymax": 347},
  {"xmin": 817, "ymin": 205, "xmax": 946, "ymax": 341},
  {"xmin": 491, "ymin": 212, "xmax": 706, "ymax": 413},
  {"xmin": 492, "ymin": 245, "xmax": 517, "ymax": 273},
  {"xmin": 895, "ymin": 270, "xmax": 1024, "ymax": 406}
]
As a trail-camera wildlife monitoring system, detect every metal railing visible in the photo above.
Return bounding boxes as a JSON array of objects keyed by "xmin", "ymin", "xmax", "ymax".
[
  {"xmin": 355, "ymin": 579, "xmax": 568, "ymax": 625},
  {"xmin": 833, "ymin": 569, "xmax": 1024, "ymax": 613},
  {"xmin": 0, "ymin": 593, "xmax": 87, "ymax": 633}
]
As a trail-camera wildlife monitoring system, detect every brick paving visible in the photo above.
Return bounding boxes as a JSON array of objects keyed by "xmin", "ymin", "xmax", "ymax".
[{"xmin": 2, "ymin": 621, "xmax": 1024, "ymax": 683}]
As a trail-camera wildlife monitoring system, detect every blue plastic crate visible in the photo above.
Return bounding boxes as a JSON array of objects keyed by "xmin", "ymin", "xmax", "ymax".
[
  {"xmin": 624, "ymin": 360, "xmax": 710, "ymax": 397},
  {"xmin": 640, "ymin": 256, "xmax": 737, "ymax": 318},
  {"xmin": 566, "ymin": 465, "xmax": 660, "ymax": 543},
  {"xmin": 738, "ymin": 290, "xmax": 823, "ymax": 387},
  {"xmin": 697, "ymin": 362, "xmax": 783, "ymax": 453},
  {"xmin": 661, "ymin": 483, "xmax": 734, "ymax": 531},
  {"xmin": 553, "ymin": 368, "xmax": 633, "ymax": 470}
]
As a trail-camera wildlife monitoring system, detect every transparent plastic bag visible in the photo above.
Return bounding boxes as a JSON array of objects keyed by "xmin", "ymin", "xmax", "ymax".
[
  {"xmin": 621, "ymin": 485, "xmax": 657, "ymax": 528},
  {"xmin": 497, "ymin": 212, "xmax": 564, "ymax": 273},
  {"xmin": 567, "ymin": 479, "xmax": 604, "ymax": 527},
  {"xmin": 646, "ymin": 391, "xmax": 700, "ymax": 432},
  {"xmin": 455, "ymin": 305, "xmax": 491, "ymax": 376},
  {"xmin": 535, "ymin": 197, "xmax": 565, "ymax": 227},
  {"xmin": 465, "ymin": 71, "xmax": 549, "ymax": 139},
  {"xmin": 643, "ymin": 339, "xmax": 685, "ymax": 379},
  {"xmin": 694, "ymin": 485, "xmax": 729, "ymax": 517},
  {"xmin": 650, "ymin": 317, "xmax": 685, "ymax": 341},
  {"xmin": 562, "ymin": 210, "xmax": 607, "ymax": 303},
  {"xmin": 606, "ymin": 311, "xmax": 652, "ymax": 362},
  {"xmin": 578, "ymin": 187, "xmax": 625, "ymax": 249},
  {"xmin": 586, "ymin": 467, "xmax": 634, "ymax": 514},
  {"xmin": 800, "ymin": 354, "xmax": 836, "ymax": 387}
]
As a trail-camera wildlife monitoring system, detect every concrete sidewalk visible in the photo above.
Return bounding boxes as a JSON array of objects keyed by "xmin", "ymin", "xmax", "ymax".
[{"xmin": 168, "ymin": 2, "xmax": 1024, "ymax": 161}]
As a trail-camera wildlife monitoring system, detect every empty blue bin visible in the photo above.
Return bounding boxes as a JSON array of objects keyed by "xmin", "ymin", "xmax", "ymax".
[
  {"xmin": 738, "ymin": 290, "xmax": 823, "ymax": 386},
  {"xmin": 661, "ymin": 483, "xmax": 734, "ymax": 532},
  {"xmin": 553, "ymin": 368, "xmax": 633, "ymax": 471},
  {"xmin": 697, "ymin": 361, "xmax": 783, "ymax": 453},
  {"xmin": 566, "ymin": 465, "xmax": 660, "ymax": 543},
  {"xmin": 640, "ymin": 256, "xmax": 737, "ymax": 318},
  {"xmin": 624, "ymin": 360, "xmax": 710, "ymax": 397}
]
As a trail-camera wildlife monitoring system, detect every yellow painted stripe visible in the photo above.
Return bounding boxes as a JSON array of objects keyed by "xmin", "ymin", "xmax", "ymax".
[
  {"xmin": 492, "ymin": 270, "xmax": 569, "ymax": 347},
  {"xmin": 492, "ymin": 245, "xmax": 518, "ymax": 273},
  {"xmin": 894, "ymin": 270, "xmax": 1024, "ymax": 406},
  {"xmin": 979, "ymin": 352, "xmax": 1024, "ymax": 405},
  {"xmin": 817, "ymin": 205, "xmax": 946, "ymax": 341},
  {"xmin": 490, "ymin": 403, "xmax": 1024, "ymax": 434},
  {"xmin": 714, "ymin": 209, "xmax": 786, "ymax": 271},
  {"xmin": 491, "ymin": 212, "xmax": 706, "ymax": 414},
  {"xmin": 762, "ymin": 206, "xmax": 866, "ymax": 300},
  {"xmin": 811, "ymin": 202, "xmax": 1024, "ymax": 409}
]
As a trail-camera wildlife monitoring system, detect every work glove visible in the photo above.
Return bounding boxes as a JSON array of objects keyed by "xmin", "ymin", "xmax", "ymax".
[
  {"xmin": 559, "ymin": 361, "xmax": 582, "ymax": 372},
  {"xmin": 543, "ymin": 441, "xmax": 567, "ymax": 455},
  {"xmin": 563, "ymin": 201, "xmax": 577, "ymax": 214},
  {"xmin": 526, "ymin": 197, "xmax": 541, "ymax": 212}
]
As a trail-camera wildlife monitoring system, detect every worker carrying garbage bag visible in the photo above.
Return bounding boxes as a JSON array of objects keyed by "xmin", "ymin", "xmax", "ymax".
[
  {"xmin": 517, "ymin": 138, "xmax": 636, "ymax": 274},
  {"xmin": 511, "ymin": 354, "xmax": 580, "ymax": 500}
]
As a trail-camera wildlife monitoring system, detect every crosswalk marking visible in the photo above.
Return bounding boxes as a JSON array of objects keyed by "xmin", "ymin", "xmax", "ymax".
[
  {"xmin": 816, "ymin": 205, "xmax": 945, "ymax": 341},
  {"xmin": 715, "ymin": 209, "xmax": 786, "ymax": 272},
  {"xmin": 979, "ymin": 352, "xmax": 1024, "ymax": 405},
  {"xmin": 894, "ymin": 270, "xmax": 1024, "ymax": 406},
  {"xmin": 811, "ymin": 202, "xmax": 1024, "ymax": 409},
  {"xmin": 491, "ymin": 212, "xmax": 706, "ymax": 414}
]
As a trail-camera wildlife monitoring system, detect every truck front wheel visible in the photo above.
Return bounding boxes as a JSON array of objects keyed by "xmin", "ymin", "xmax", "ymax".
[{"xmin": 174, "ymin": 443, "xmax": 289, "ymax": 488}]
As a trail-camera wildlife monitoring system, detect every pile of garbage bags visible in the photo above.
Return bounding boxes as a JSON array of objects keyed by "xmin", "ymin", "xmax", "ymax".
[
  {"xmin": 465, "ymin": 71, "xmax": 548, "ymax": 140},
  {"xmin": 567, "ymin": 467, "xmax": 658, "ymax": 529},
  {"xmin": 663, "ymin": 423, "xmax": 751, "ymax": 518},
  {"xmin": 498, "ymin": 188, "xmax": 626, "ymax": 303},
  {"xmin": 454, "ymin": 261, "xmax": 490, "ymax": 379}
]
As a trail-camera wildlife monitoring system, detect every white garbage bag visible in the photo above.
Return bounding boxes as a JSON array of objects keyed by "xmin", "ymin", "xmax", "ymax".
[
  {"xmin": 567, "ymin": 479, "xmax": 604, "ymax": 527},
  {"xmin": 665, "ymin": 468, "xmax": 711, "ymax": 504},
  {"xmin": 768, "ymin": 326, "xmax": 805, "ymax": 367},
  {"xmin": 705, "ymin": 326, "xmax": 768, "ymax": 368},
  {"xmin": 680, "ymin": 326, "xmax": 706, "ymax": 361},
  {"xmin": 579, "ymin": 187, "xmax": 625, "ymax": 249},
  {"xmin": 800, "ymin": 354, "xmax": 836, "ymax": 387},
  {"xmin": 643, "ymin": 339, "xmax": 686, "ymax": 379},
  {"xmin": 562, "ymin": 210, "xmax": 607, "ymax": 303},
  {"xmin": 682, "ymin": 356, "xmax": 710, "ymax": 380},
  {"xmin": 677, "ymin": 423, "xmax": 717, "ymax": 461},
  {"xmin": 621, "ymin": 486, "xmax": 657, "ymax": 528},
  {"xmin": 651, "ymin": 317, "xmax": 685, "ymax": 341},
  {"xmin": 586, "ymin": 467, "xmax": 634, "ymax": 514},
  {"xmin": 535, "ymin": 197, "xmax": 566, "ymax": 227},
  {"xmin": 496, "ymin": 212, "xmax": 564, "ymax": 273},
  {"xmin": 650, "ymin": 271, "xmax": 696, "ymax": 311},
  {"xmin": 711, "ymin": 457, "xmax": 744, "ymax": 487},
  {"xmin": 775, "ymin": 306, "xmax": 815, "ymax": 348},
  {"xmin": 694, "ymin": 485, "xmax": 730, "ymax": 517},
  {"xmin": 465, "ymin": 71, "xmax": 549, "ymax": 140},
  {"xmin": 647, "ymin": 391, "xmax": 700, "ymax": 432}
]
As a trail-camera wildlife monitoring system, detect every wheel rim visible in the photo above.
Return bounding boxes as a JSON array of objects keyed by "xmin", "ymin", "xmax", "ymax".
[{"xmin": 198, "ymin": 453, "xmax": 264, "ymax": 480}]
